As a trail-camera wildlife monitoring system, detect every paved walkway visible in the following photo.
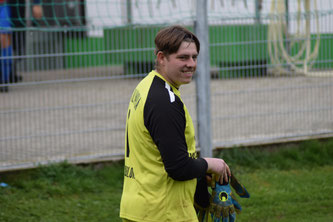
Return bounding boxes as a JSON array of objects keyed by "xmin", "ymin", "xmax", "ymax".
[{"xmin": 1, "ymin": 69, "xmax": 333, "ymax": 171}]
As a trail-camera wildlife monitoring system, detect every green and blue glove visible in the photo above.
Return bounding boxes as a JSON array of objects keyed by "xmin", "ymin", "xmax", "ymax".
[{"xmin": 195, "ymin": 173, "xmax": 250, "ymax": 222}]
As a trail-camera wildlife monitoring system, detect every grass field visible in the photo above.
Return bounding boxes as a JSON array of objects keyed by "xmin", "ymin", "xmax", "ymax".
[{"xmin": 1, "ymin": 139, "xmax": 333, "ymax": 222}]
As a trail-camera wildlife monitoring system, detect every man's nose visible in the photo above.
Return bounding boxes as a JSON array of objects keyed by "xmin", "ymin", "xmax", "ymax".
[{"xmin": 186, "ymin": 58, "xmax": 196, "ymax": 67}]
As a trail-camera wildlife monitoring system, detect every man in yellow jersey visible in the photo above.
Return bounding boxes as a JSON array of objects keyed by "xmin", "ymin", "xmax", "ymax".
[{"xmin": 120, "ymin": 25, "xmax": 231, "ymax": 222}]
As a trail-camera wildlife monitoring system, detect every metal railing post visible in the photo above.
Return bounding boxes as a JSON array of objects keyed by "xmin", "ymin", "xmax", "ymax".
[{"xmin": 195, "ymin": 0, "xmax": 212, "ymax": 158}]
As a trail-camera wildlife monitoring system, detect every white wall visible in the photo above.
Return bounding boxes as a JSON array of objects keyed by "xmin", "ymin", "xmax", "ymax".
[{"xmin": 85, "ymin": 0, "xmax": 333, "ymax": 37}]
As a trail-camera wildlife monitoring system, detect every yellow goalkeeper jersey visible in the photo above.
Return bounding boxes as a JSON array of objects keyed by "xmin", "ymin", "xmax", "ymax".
[{"xmin": 120, "ymin": 70, "xmax": 207, "ymax": 222}]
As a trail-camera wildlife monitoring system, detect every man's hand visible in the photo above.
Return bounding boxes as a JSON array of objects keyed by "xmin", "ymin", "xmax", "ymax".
[{"xmin": 203, "ymin": 158, "xmax": 231, "ymax": 185}]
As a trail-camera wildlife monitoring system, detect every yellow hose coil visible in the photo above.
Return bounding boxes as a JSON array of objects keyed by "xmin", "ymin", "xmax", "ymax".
[{"xmin": 268, "ymin": 0, "xmax": 322, "ymax": 76}]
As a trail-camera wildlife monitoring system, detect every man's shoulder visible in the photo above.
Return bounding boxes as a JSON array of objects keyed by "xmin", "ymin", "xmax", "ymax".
[
  {"xmin": 136, "ymin": 71, "xmax": 164, "ymax": 94},
  {"xmin": 135, "ymin": 71, "xmax": 182, "ymax": 108}
]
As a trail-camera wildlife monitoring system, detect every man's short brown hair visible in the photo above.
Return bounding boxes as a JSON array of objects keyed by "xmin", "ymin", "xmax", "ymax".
[{"xmin": 154, "ymin": 25, "xmax": 200, "ymax": 57}]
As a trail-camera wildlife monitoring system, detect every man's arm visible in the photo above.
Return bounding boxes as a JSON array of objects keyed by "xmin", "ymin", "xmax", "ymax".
[
  {"xmin": 144, "ymin": 78, "xmax": 207, "ymax": 181},
  {"xmin": 144, "ymin": 77, "xmax": 230, "ymax": 182}
]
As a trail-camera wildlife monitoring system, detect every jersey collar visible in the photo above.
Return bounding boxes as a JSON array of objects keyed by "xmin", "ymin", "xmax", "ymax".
[{"xmin": 151, "ymin": 70, "xmax": 180, "ymax": 95}]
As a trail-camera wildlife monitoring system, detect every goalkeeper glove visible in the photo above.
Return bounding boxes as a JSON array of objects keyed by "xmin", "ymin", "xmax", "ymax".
[{"xmin": 194, "ymin": 173, "xmax": 250, "ymax": 222}]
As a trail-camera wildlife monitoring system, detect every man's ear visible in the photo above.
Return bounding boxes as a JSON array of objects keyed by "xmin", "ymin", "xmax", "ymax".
[{"xmin": 156, "ymin": 51, "xmax": 166, "ymax": 66}]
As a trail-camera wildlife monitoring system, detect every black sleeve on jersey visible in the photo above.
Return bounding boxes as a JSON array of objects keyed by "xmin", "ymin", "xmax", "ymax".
[{"xmin": 144, "ymin": 76, "xmax": 207, "ymax": 181}]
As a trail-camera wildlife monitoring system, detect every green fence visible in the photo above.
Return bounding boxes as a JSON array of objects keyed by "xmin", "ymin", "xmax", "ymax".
[
  {"xmin": 210, "ymin": 24, "xmax": 268, "ymax": 77},
  {"xmin": 64, "ymin": 24, "xmax": 333, "ymax": 75}
]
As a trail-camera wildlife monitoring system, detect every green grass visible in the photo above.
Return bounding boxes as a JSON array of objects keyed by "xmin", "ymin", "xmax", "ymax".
[
  {"xmin": 217, "ymin": 139, "xmax": 333, "ymax": 171},
  {"xmin": 1, "ymin": 139, "xmax": 333, "ymax": 222},
  {"xmin": 236, "ymin": 166, "xmax": 333, "ymax": 222},
  {"xmin": 0, "ymin": 162, "xmax": 124, "ymax": 222}
]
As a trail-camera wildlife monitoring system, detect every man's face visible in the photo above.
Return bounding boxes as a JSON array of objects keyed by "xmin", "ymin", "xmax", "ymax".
[{"xmin": 159, "ymin": 41, "xmax": 198, "ymax": 88}]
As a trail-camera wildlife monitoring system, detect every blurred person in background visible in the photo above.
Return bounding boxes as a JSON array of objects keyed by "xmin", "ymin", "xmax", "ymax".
[{"xmin": 0, "ymin": 0, "xmax": 42, "ymax": 92}]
